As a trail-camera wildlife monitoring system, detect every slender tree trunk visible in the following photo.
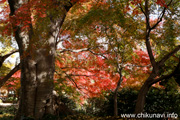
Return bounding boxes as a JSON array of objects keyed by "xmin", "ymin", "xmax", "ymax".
[
  {"xmin": 134, "ymin": 73, "xmax": 156, "ymax": 113},
  {"xmin": 114, "ymin": 71, "xmax": 123, "ymax": 116},
  {"xmin": 134, "ymin": 0, "xmax": 157, "ymax": 114},
  {"xmin": 134, "ymin": 81, "xmax": 151, "ymax": 113},
  {"xmin": 114, "ymin": 90, "xmax": 118, "ymax": 116},
  {"xmin": 134, "ymin": 0, "xmax": 175, "ymax": 115}
]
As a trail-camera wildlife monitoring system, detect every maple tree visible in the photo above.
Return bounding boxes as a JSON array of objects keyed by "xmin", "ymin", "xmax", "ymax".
[
  {"xmin": 55, "ymin": 51, "xmax": 117, "ymax": 97},
  {"xmin": 55, "ymin": 13, "xmax": 151, "ymax": 115},
  {"xmin": 0, "ymin": 0, "xmax": 179, "ymax": 119},
  {"xmin": 4, "ymin": 48, "xmax": 150, "ymax": 102},
  {"xmin": 0, "ymin": 0, "xmax": 89, "ymax": 119},
  {"xmin": 130, "ymin": 0, "xmax": 180, "ymax": 113},
  {"xmin": 61, "ymin": 0, "xmax": 180, "ymax": 115},
  {"xmin": 60, "ymin": 0, "xmax": 152, "ymax": 116}
]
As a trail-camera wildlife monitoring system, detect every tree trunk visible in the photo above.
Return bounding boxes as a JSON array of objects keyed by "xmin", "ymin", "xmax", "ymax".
[
  {"xmin": 15, "ymin": 48, "xmax": 55, "ymax": 119},
  {"xmin": 13, "ymin": 13, "xmax": 58, "ymax": 119},
  {"xmin": 134, "ymin": 81, "xmax": 151, "ymax": 113},
  {"xmin": 7, "ymin": 0, "xmax": 73, "ymax": 119},
  {"xmin": 114, "ymin": 91, "xmax": 118, "ymax": 116},
  {"xmin": 134, "ymin": 73, "xmax": 156, "ymax": 113},
  {"xmin": 114, "ymin": 71, "xmax": 123, "ymax": 116}
]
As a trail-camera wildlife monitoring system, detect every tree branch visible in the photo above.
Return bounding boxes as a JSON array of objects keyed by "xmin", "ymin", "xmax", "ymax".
[
  {"xmin": 58, "ymin": 46, "xmax": 108, "ymax": 59},
  {"xmin": 68, "ymin": 73, "xmax": 98, "ymax": 77},
  {"xmin": 55, "ymin": 71, "xmax": 81, "ymax": 90},
  {"xmin": 143, "ymin": 0, "xmax": 158, "ymax": 73},
  {"xmin": 114, "ymin": 68, "xmax": 123, "ymax": 93},
  {"xmin": 8, "ymin": 0, "xmax": 15, "ymax": 16},
  {"xmin": 138, "ymin": 3, "xmax": 145, "ymax": 15},
  {"xmin": 158, "ymin": 45, "xmax": 180, "ymax": 67},
  {"xmin": 89, "ymin": 50, "xmax": 108, "ymax": 59},
  {"xmin": 150, "ymin": 0, "xmax": 173, "ymax": 30},
  {"xmin": 0, "ymin": 50, "xmax": 18, "ymax": 68},
  {"xmin": 55, "ymin": 70, "xmax": 91, "ymax": 97},
  {"xmin": 145, "ymin": 0, "xmax": 150, "ymax": 29},
  {"xmin": 59, "ymin": 48, "xmax": 90, "ymax": 53},
  {"xmin": 150, "ymin": 8, "xmax": 166, "ymax": 30},
  {"xmin": 145, "ymin": 37, "xmax": 158, "ymax": 73},
  {"xmin": 151, "ymin": 58, "xmax": 180, "ymax": 84},
  {"xmin": 0, "ymin": 63, "xmax": 20, "ymax": 88}
]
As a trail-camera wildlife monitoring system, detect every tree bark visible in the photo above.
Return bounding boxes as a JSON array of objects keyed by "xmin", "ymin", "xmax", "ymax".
[
  {"xmin": 7, "ymin": 0, "xmax": 73, "ymax": 119},
  {"xmin": 134, "ymin": 57, "xmax": 180, "ymax": 114},
  {"xmin": 134, "ymin": 0, "xmax": 175, "ymax": 114},
  {"xmin": 134, "ymin": 62, "xmax": 180, "ymax": 114},
  {"xmin": 134, "ymin": 73, "xmax": 156, "ymax": 113},
  {"xmin": 114, "ymin": 91, "xmax": 118, "ymax": 116},
  {"xmin": 15, "ymin": 49, "xmax": 55, "ymax": 119},
  {"xmin": 114, "ymin": 70, "xmax": 123, "ymax": 116}
]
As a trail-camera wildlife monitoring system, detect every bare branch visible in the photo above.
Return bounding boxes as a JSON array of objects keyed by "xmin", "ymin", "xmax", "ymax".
[
  {"xmin": 143, "ymin": 0, "xmax": 158, "ymax": 73},
  {"xmin": 125, "ymin": 64, "xmax": 151, "ymax": 68},
  {"xmin": 144, "ymin": 0, "xmax": 173, "ymax": 74},
  {"xmin": 145, "ymin": 39, "xmax": 158, "ymax": 73},
  {"xmin": 150, "ymin": 0, "xmax": 173, "ymax": 30},
  {"xmin": 55, "ymin": 70, "xmax": 81, "ymax": 90},
  {"xmin": 158, "ymin": 45, "xmax": 180, "ymax": 67},
  {"xmin": 55, "ymin": 71, "xmax": 90, "ymax": 97},
  {"xmin": 68, "ymin": 73, "xmax": 98, "ymax": 77},
  {"xmin": 0, "ymin": 50, "xmax": 18, "ymax": 68},
  {"xmin": 58, "ymin": 45, "xmax": 108, "ymax": 59},
  {"xmin": 138, "ymin": 3, "xmax": 145, "ymax": 17},
  {"xmin": 145, "ymin": 0, "xmax": 150, "ymax": 29},
  {"xmin": 151, "ymin": 58, "xmax": 180, "ymax": 84},
  {"xmin": 59, "ymin": 48, "xmax": 90, "ymax": 53},
  {"xmin": 150, "ymin": 8, "xmax": 166, "ymax": 30},
  {"xmin": 64, "ymin": 72, "xmax": 81, "ymax": 90},
  {"xmin": 114, "ymin": 68, "xmax": 123, "ymax": 93},
  {"xmin": 0, "ymin": 63, "xmax": 20, "ymax": 88},
  {"xmin": 89, "ymin": 50, "xmax": 108, "ymax": 59}
]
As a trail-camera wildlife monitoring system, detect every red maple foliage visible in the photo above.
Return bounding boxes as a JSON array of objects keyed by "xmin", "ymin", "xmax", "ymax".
[{"xmin": 55, "ymin": 47, "xmax": 151, "ymax": 101}]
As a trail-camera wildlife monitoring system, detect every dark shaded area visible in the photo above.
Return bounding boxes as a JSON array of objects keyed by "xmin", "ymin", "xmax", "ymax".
[
  {"xmin": 0, "ymin": 86, "xmax": 180, "ymax": 119},
  {"xmin": 84, "ymin": 87, "xmax": 180, "ymax": 117},
  {"xmin": 8, "ymin": 0, "xmax": 15, "ymax": 16},
  {"xmin": 174, "ymin": 66, "xmax": 180, "ymax": 85}
]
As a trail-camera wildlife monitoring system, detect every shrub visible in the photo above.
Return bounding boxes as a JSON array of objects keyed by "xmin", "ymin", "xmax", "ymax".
[{"xmin": 85, "ymin": 87, "xmax": 180, "ymax": 117}]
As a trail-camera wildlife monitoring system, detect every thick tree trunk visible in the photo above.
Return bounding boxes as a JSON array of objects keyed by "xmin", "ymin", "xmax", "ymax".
[
  {"xmin": 15, "ymin": 48, "xmax": 55, "ymax": 119},
  {"xmin": 7, "ymin": 0, "xmax": 73, "ymax": 119}
]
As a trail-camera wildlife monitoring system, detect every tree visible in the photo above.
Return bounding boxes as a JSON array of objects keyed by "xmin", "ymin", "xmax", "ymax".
[
  {"xmin": 55, "ymin": 49, "xmax": 118, "ymax": 100},
  {"xmin": 0, "ymin": 0, "xmax": 87, "ymax": 119},
  {"xmin": 65, "ymin": 0, "xmax": 180, "ymax": 114},
  {"xmin": 59, "ymin": 0, "xmax": 151, "ymax": 116},
  {"xmin": 0, "ymin": 0, "xmax": 179, "ymax": 118},
  {"xmin": 133, "ymin": 0, "xmax": 180, "ymax": 113},
  {"xmin": 63, "ymin": 1, "xmax": 150, "ymax": 116}
]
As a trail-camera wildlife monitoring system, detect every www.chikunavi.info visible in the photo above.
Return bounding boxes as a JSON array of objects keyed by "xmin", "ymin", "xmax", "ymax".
[{"xmin": 121, "ymin": 112, "xmax": 178, "ymax": 119}]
